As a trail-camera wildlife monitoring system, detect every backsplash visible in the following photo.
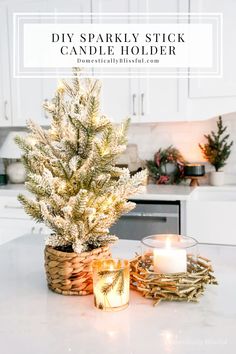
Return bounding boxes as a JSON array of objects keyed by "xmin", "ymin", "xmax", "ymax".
[
  {"xmin": 127, "ymin": 112, "xmax": 236, "ymax": 184},
  {"xmin": 0, "ymin": 113, "xmax": 236, "ymax": 183}
]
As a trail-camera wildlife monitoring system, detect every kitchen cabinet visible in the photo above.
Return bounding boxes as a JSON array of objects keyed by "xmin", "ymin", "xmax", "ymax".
[
  {"xmin": 96, "ymin": 0, "xmax": 236, "ymax": 122},
  {"xmin": 41, "ymin": 0, "xmax": 92, "ymax": 109},
  {"xmin": 140, "ymin": 0, "xmax": 236, "ymax": 122},
  {"xmin": 186, "ymin": 200, "xmax": 236, "ymax": 245},
  {"xmin": 7, "ymin": 0, "xmax": 91, "ymax": 127},
  {"xmin": 179, "ymin": 0, "xmax": 236, "ymax": 120},
  {"xmin": 0, "ymin": 4, "xmax": 12, "ymax": 127},
  {"xmin": 135, "ymin": 0, "xmax": 180, "ymax": 123},
  {"xmin": 93, "ymin": 0, "xmax": 181, "ymax": 123},
  {"xmin": 2, "ymin": 0, "xmax": 236, "ymax": 126},
  {"xmin": 7, "ymin": 0, "xmax": 48, "ymax": 127},
  {"xmin": 92, "ymin": 0, "xmax": 133, "ymax": 123},
  {"xmin": 0, "ymin": 194, "xmax": 49, "ymax": 245},
  {"xmin": 186, "ymin": 187, "xmax": 236, "ymax": 245}
]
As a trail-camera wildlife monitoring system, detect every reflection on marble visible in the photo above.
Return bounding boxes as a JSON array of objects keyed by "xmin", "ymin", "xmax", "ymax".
[{"xmin": 0, "ymin": 235, "xmax": 235, "ymax": 354}]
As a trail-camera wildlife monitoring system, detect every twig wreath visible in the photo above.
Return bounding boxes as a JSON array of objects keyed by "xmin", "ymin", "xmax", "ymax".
[
  {"xmin": 130, "ymin": 254, "xmax": 217, "ymax": 306},
  {"xmin": 147, "ymin": 146, "xmax": 186, "ymax": 184}
]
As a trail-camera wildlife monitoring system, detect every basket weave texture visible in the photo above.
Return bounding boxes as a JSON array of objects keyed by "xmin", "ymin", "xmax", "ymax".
[{"xmin": 44, "ymin": 245, "xmax": 111, "ymax": 295}]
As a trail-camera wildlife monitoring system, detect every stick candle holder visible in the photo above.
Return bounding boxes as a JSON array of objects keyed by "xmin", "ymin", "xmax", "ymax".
[
  {"xmin": 92, "ymin": 258, "xmax": 130, "ymax": 311},
  {"xmin": 130, "ymin": 234, "xmax": 217, "ymax": 305}
]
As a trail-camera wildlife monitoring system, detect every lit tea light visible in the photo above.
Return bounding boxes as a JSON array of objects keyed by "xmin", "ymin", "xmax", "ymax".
[
  {"xmin": 92, "ymin": 259, "xmax": 130, "ymax": 311},
  {"xmin": 153, "ymin": 235, "xmax": 187, "ymax": 274}
]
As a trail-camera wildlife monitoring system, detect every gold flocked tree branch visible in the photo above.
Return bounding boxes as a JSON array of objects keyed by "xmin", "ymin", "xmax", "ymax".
[{"xmin": 16, "ymin": 70, "xmax": 147, "ymax": 253}]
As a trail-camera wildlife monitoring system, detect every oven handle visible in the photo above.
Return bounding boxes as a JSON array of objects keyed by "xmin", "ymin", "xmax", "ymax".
[{"xmin": 124, "ymin": 212, "xmax": 178, "ymax": 218}]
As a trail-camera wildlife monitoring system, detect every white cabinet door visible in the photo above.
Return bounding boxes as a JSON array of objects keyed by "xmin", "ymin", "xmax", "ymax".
[
  {"xmin": 0, "ymin": 4, "xmax": 12, "ymax": 126},
  {"xmin": 92, "ymin": 0, "xmax": 136, "ymax": 123},
  {"xmin": 0, "ymin": 193, "xmax": 50, "ymax": 245},
  {"xmin": 7, "ymin": 0, "xmax": 48, "ymax": 127},
  {"xmin": 186, "ymin": 200, "xmax": 236, "ymax": 245},
  {"xmin": 136, "ymin": 0, "xmax": 181, "ymax": 123},
  {"xmin": 41, "ymin": 0, "xmax": 92, "ymax": 111},
  {"xmin": 7, "ymin": 0, "xmax": 91, "ymax": 127},
  {"xmin": 0, "ymin": 194, "xmax": 34, "ymax": 245},
  {"xmin": 93, "ymin": 0, "xmax": 181, "ymax": 123},
  {"xmin": 183, "ymin": 0, "xmax": 236, "ymax": 120}
]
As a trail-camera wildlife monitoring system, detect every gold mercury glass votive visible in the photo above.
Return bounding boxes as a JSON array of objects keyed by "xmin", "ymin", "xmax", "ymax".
[{"xmin": 92, "ymin": 258, "xmax": 130, "ymax": 311}]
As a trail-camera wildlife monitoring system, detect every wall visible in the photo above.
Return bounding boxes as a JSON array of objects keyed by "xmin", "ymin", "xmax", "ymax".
[
  {"xmin": 0, "ymin": 113, "xmax": 236, "ymax": 183},
  {"xmin": 127, "ymin": 113, "xmax": 236, "ymax": 184}
]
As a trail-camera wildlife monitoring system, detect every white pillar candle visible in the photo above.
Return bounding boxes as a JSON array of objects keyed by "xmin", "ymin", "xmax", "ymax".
[{"xmin": 153, "ymin": 237, "xmax": 187, "ymax": 274}]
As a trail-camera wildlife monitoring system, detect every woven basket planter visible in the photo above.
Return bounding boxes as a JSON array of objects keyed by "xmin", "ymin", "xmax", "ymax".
[{"xmin": 44, "ymin": 245, "xmax": 111, "ymax": 295}]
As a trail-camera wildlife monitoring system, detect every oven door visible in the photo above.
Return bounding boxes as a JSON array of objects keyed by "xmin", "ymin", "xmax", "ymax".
[{"xmin": 110, "ymin": 201, "xmax": 180, "ymax": 240}]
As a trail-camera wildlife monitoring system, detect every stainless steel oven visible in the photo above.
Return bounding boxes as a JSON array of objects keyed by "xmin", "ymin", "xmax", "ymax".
[{"xmin": 111, "ymin": 200, "xmax": 180, "ymax": 240}]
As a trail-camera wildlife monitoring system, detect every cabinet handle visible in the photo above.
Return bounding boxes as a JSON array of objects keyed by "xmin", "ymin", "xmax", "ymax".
[
  {"xmin": 31, "ymin": 227, "xmax": 35, "ymax": 234},
  {"xmin": 132, "ymin": 94, "xmax": 137, "ymax": 116},
  {"xmin": 124, "ymin": 212, "xmax": 178, "ymax": 218},
  {"xmin": 43, "ymin": 99, "xmax": 48, "ymax": 119},
  {"xmin": 141, "ymin": 93, "xmax": 144, "ymax": 116},
  {"xmin": 39, "ymin": 227, "xmax": 43, "ymax": 234},
  {"xmin": 4, "ymin": 100, "xmax": 8, "ymax": 120}
]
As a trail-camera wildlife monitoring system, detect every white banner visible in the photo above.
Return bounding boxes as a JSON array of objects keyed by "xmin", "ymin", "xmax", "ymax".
[
  {"xmin": 23, "ymin": 23, "xmax": 213, "ymax": 68},
  {"xmin": 14, "ymin": 13, "xmax": 222, "ymax": 78}
]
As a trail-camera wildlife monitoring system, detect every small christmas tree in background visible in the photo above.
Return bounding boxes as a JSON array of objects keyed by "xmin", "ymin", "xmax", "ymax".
[
  {"xmin": 199, "ymin": 116, "xmax": 233, "ymax": 171},
  {"xmin": 16, "ymin": 70, "xmax": 146, "ymax": 253}
]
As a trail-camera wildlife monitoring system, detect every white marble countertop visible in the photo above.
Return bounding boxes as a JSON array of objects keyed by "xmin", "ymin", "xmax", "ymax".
[
  {"xmin": 0, "ymin": 183, "xmax": 27, "ymax": 197},
  {"xmin": 131, "ymin": 184, "xmax": 195, "ymax": 201},
  {"xmin": 2, "ymin": 183, "xmax": 236, "ymax": 201},
  {"xmin": 0, "ymin": 235, "xmax": 236, "ymax": 354},
  {"xmin": 0, "ymin": 184, "xmax": 195, "ymax": 200}
]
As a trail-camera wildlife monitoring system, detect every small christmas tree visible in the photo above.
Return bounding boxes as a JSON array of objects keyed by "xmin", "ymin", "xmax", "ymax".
[
  {"xmin": 16, "ymin": 70, "xmax": 146, "ymax": 253},
  {"xmin": 199, "ymin": 116, "xmax": 233, "ymax": 171}
]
